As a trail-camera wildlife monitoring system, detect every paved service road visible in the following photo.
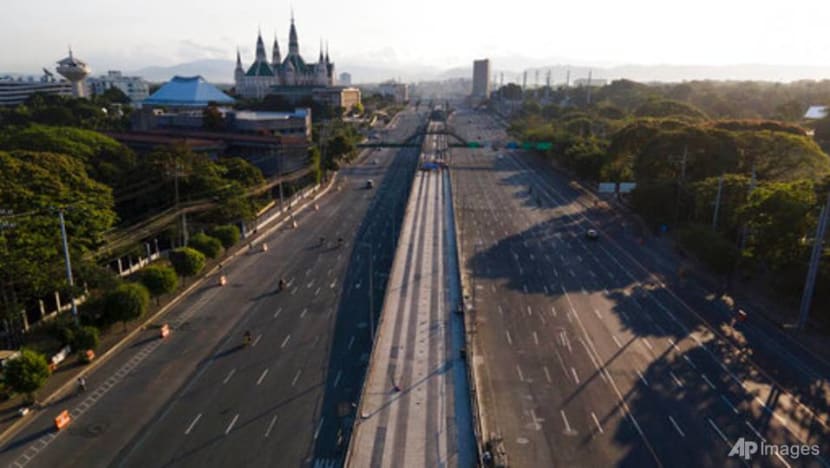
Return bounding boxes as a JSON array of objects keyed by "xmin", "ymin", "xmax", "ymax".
[
  {"xmin": 347, "ymin": 120, "xmax": 476, "ymax": 468},
  {"xmin": 0, "ymin": 109, "xmax": 424, "ymax": 468},
  {"xmin": 451, "ymin": 108, "xmax": 830, "ymax": 468}
]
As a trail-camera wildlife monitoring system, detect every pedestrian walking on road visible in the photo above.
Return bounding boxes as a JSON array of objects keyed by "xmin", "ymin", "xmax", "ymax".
[{"xmin": 77, "ymin": 377, "xmax": 86, "ymax": 393}]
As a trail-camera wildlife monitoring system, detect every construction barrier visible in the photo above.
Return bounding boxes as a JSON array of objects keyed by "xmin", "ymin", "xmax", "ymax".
[
  {"xmin": 54, "ymin": 410, "xmax": 71, "ymax": 431},
  {"xmin": 292, "ymin": 220, "xmax": 298, "ymax": 229},
  {"xmin": 160, "ymin": 323, "xmax": 170, "ymax": 339},
  {"xmin": 218, "ymin": 275, "xmax": 227, "ymax": 286},
  {"xmin": 314, "ymin": 203, "xmax": 319, "ymax": 211},
  {"xmin": 261, "ymin": 243, "xmax": 269, "ymax": 252},
  {"xmin": 85, "ymin": 349, "xmax": 95, "ymax": 362}
]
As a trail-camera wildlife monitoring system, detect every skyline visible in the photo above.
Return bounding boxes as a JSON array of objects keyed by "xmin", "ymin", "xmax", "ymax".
[{"xmin": 3, "ymin": 0, "xmax": 830, "ymax": 82}]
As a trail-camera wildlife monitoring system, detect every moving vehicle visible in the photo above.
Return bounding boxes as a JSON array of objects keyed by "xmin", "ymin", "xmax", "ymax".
[
  {"xmin": 366, "ymin": 179, "xmax": 374, "ymax": 189},
  {"xmin": 586, "ymin": 229, "xmax": 599, "ymax": 240}
]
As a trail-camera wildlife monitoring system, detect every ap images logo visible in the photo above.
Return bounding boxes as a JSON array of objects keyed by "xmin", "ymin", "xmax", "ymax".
[
  {"xmin": 729, "ymin": 437, "xmax": 821, "ymax": 461},
  {"xmin": 729, "ymin": 438, "xmax": 758, "ymax": 460}
]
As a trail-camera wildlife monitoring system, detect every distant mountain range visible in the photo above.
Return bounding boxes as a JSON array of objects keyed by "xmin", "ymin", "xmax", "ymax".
[{"xmin": 128, "ymin": 59, "xmax": 830, "ymax": 85}]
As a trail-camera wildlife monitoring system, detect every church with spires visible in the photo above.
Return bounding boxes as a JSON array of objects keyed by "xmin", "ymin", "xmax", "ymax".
[{"xmin": 235, "ymin": 16, "xmax": 335, "ymax": 99}]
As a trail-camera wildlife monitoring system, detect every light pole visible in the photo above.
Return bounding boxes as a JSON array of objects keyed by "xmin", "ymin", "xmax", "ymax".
[
  {"xmin": 57, "ymin": 209, "xmax": 79, "ymax": 326},
  {"xmin": 358, "ymin": 241, "xmax": 374, "ymax": 343}
]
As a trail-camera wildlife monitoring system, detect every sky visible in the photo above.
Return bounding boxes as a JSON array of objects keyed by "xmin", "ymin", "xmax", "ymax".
[{"xmin": 2, "ymin": 0, "xmax": 830, "ymax": 77}]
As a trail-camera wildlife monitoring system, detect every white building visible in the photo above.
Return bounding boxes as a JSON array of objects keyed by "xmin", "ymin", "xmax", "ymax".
[
  {"xmin": 805, "ymin": 105, "xmax": 828, "ymax": 120},
  {"xmin": 0, "ymin": 74, "xmax": 72, "ymax": 106},
  {"xmin": 88, "ymin": 71, "xmax": 150, "ymax": 103},
  {"xmin": 378, "ymin": 80, "xmax": 409, "ymax": 103},
  {"xmin": 234, "ymin": 15, "xmax": 336, "ymax": 99}
]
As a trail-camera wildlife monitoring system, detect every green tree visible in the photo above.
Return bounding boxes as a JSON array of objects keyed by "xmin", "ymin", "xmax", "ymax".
[
  {"xmin": 3, "ymin": 349, "xmax": 50, "ymax": 403},
  {"xmin": 140, "ymin": 264, "xmax": 179, "ymax": 303},
  {"xmin": 189, "ymin": 233, "xmax": 223, "ymax": 259},
  {"xmin": 73, "ymin": 326, "xmax": 101, "ymax": 359},
  {"xmin": 103, "ymin": 283, "xmax": 150, "ymax": 331},
  {"xmin": 202, "ymin": 104, "xmax": 225, "ymax": 131},
  {"xmin": 309, "ymin": 146, "xmax": 322, "ymax": 184},
  {"xmin": 169, "ymin": 247, "xmax": 206, "ymax": 277},
  {"xmin": 634, "ymin": 99, "xmax": 708, "ymax": 121},
  {"xmin": 100, "ymin": 87, "xmax": 130, "ymax": 104},
  {"xmin": 208, "ymin": 225, "xmax": 240, "ymax": 248}
]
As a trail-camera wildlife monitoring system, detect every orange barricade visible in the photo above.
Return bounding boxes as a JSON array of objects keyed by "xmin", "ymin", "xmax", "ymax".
[
  {"xmin": 261, "ymin": 243, "xmax": 269, "ymax": 252},
  {"xmin": 218, "ymin": 275, "xmax": 227, "ymax": 286},
  {"xmin": 160, "ymin": 323, "xmax": 170, "ymax": 339},
  {"xmin": 85, "ymin": 349, "xmax": 95, "ymax": 362},
  {"xmin": 54, "ymin": 410, "xmax": 71, "ymax": 431}
]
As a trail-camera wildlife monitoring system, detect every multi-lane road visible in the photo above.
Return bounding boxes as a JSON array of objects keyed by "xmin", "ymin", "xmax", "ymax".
[
  {"xmin": 0, "ymin": 109, "xmax": 423, "ymax": 468},
  {"xmin": 450, "ymin": 108, "xmax": 830, "ymax": 467},
  {"xmin": 347, "ymin": 121, "xmax": 475, "ymax": 468}
]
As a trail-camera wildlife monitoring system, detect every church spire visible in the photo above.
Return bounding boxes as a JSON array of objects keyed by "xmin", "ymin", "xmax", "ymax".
[
  {"xmin": 235, "ymin": 48, "xmax": 242, "ymax": 71},
  {"xmin": 255, "ymin": 29, "xmax": 268, "ymax": 63},
  {"xmin": 288, "ymin": 14, "xmax": 299, "ymax": 56},
  {"xmin": 319, "ymin": 38, "xmax": 324, "ymax": 63},
  {"xmin": 325, "ymin": 41, "xmax": 330, "ymax": 63},
  {"xmin": 272, "ymin": 34, "xmax": 281, "ymax": 64}
]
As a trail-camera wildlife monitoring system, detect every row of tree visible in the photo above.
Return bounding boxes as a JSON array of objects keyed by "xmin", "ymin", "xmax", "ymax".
[{"xmin": 500, "ymin": 81, "xmax": 830, "ymax": 310}]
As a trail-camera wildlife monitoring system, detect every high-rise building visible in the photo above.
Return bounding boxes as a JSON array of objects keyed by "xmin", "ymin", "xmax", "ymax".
[
  {"xmin": 339, "ymin": 72, "xmax": 352, "ymax": 86},
  {"xmin": 378, "ymin": 80, "xmax": 409, "ymax": 103},
  {"xmin": 87, "ymin": 71, "xmax": 150, "ymax": 103},
  {"xmin": 472, "ymin": 59, "xmax": 490, "ymax": 100}
]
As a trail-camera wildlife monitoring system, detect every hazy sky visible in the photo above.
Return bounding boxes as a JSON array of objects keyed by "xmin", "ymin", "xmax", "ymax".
[{"xmin": 2, "ymin": 0, "xmax": 830, "ymax": 73}]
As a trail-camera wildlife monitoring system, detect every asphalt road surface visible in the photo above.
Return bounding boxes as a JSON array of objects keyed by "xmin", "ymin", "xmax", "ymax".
[
  {"xmin": 347, "ymin": 121, "xmax": 476, "ymax": 468},
  {"xmin": 450, "ymin": 108, "xmax": 830, "ymax": 468},
  {"xmin": 0, "ymin": 109, "xmax": 424, "ymax": 468}
]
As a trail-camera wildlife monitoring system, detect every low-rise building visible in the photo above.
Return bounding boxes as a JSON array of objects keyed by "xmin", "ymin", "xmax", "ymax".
[
  {"xmin": 0, "ymin": 74, "xmax": 72, "ymax": 106},
  {"xmin": 87, "ymin": 70, "xmax": 150, "ymax": 103},
  {"xmin": 339, "ymin": 72, "xmax": 352, "ymax": 86},
  {"xmin": 266, "ymin": 85, "xmax": 361, "ymax": 112}
]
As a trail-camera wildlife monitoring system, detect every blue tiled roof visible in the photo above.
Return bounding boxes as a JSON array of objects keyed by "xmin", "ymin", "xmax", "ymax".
[{"xmin": 144, "ymin": 76, "xmax": 235, "ymax": 107}]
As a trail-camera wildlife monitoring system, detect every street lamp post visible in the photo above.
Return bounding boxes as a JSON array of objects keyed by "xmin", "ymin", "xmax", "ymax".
[{"xmin": 58, "ymin": 210, "xmax": 79, "ymax": 326}]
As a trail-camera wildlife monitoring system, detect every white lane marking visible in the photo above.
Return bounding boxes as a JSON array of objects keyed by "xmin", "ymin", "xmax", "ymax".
[
  {"xmin": 225, "ymin": 414, "xmax": 240, "ymax": 435},
  {"xmin": 523, "ymin": 284, "xmax": 528, "ymax": 293},
  {"xmin": 591, "ymin": 412, "xmax": 604, "ymax": 434},
  {"xmin": 252, "ymin": 334, "xmax": 262, "ymax": 347},
  {"xmin": 636, "ymin": 370, "xmax": 649, "ymax": 387},
  {"xmin": 184, "ymin": 413, "xmax": 202, "ymax": 435},
  {"xmin": 669, "ymin": 371, "xmax": 684, "ymax": 388},
  {"xmin": 264, "ymin": 415, "xmax": 278, "ymax": 437},
  {"xmin": 707, "ymin": 418, "xmax": 729, "ymax": 445},
  {"xmin": 347, "ymin": 335, "xmax": 355, "ymax": 350},
  {"xmin": 543, "ymin": 366, "xmax": 552, "ymax": 383},
  {"xmin": 641, "ymin": 338, "xmax": 653, "ymax": 350},
  {"xmin": 274, "ymin": 307, "xmax": 282, "ymax": 319},
  {"xmin": 257, "ymin": 369, "xmax": 269, "ymax": 385},
  {"xmin": 516, "ymin": 364, "xmax": 525, "ymax": 382},
  {"xmin": 292, "ymin": 369, "xmax": 302, "ymax": 387},
  {"xmin": 668, "ymin": 416, "xmax": 685, "ymax": 437},
  {"xmin": 581, "ymin": 287, "xmax": 588, "ymax": 295},
  {"xmin": 497, "ymin": 305, "xmax": 504, "ymax": 315},
  {"xmin": 334, "ymin": 370, "xmax": 342, "ymax": 388},
  {"xmin": 533, "ymin": 331, "xmax": 539, "ymax": 345},
  {"xmin": 593, "ymin": 308, "xmax": 602, "ymax": 319},
  {"xmin": 315, "ymin": 287, "xmax": 321, "ymax": 296},
  {"xmin": 291, "ymin": 287, "xmax": 298, "ymax": 295},
  {"xmin": 701, "ymin": 373, "xmax": 716, "ymax": 390},
  {"xmin": 569, "ymin": 269, "xmax": 575, "ymax": 278},
  {"xmin": 314, "ymin": 417, "xmax": 324, "ymax": 440},
  {"xmin": 505, "ymin": 331, "xmax": 513, "ymax": 346},
  {"xmin": 612, "ymin": 335, "xmax": 623, "ymax": 349},
  {"xmin": 300, "ymin": 308, "xmax": 308, "ymax": 319},
  {"xmin": 223, "ymin": 369, "xmax": 236, "ymax": 384},
  {"xmin": 526, "ymin": 305, "xmax": 532, "ymax": 316},
  {"xmin": 281, "ymin": 335, "xmax": 291, "ymax": 348},
  {"xmin": 560, "ymin": 410, "xmax": 574, "ymax": 433},
  {"xmin": 571, "ymin": 367, "xmax": 580, "ymax": 384},
  {"xmin": 550, "ymin": 306, "xmax": 557, "ymax": 317},
  {"xmin": 745, "ymin": 421, "xmax": 766, "ymax": 442},
  {"xmin": 719, "ymin": 394, "xmax": 739, "ymax": 414},
  {"xmin": 682, "ymin": 355, "xmax": 697, "ymax": 369},
  {"xmin": 555, "ymin": 349, "xmax": 569, "ymax": 377}
]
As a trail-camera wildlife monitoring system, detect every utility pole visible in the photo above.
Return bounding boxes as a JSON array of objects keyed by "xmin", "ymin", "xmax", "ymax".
[
  {"xmin": 798, "ymin": 193, "xmax": 830, "ymax": 330},
  {"xmin": 712, "ymin": 173, "xmax": 725, "ymax": 231},
  {"xmin": 739, "ymin": 160, "xmax": 757, "ymax": 251},
  {"xmin": 58, "ymin": 210, "xmax": 79, "ymax": 325}
]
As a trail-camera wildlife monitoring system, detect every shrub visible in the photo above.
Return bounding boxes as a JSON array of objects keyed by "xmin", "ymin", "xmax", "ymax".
[
  {"xmin": 188, "ymin": 233, "xmax": 223, "ymax": 259},
  {"xmin": 208, "ymin": 225, "xmax": 241, "ymax": 249},
  {"xmin": 3, "ymin": 349, "xmax": 50, "ymax": 403},
  {"xmin": 103, "ymin": 283, "xmax": 150, "ymax": 330},
  {"xmin": 169, "ymin": 247, "xmax": 206, "ymax": 277},
  {"xmin": 73, "ymin": 326, "xmax": 100, "ymax": 354},
  {"xmin": 141, "ymin": 264, "xmax": 179, "ymax": 301}
]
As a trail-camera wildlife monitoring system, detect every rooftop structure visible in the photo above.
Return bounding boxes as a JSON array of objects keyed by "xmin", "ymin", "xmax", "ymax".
[
  {"xmin": 143, "ymin": 76, "xmax": 234, "ymax": 108},
  {"xmin": 56, "ymin": 49, "xmax": 91, "ymax": 98}
]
